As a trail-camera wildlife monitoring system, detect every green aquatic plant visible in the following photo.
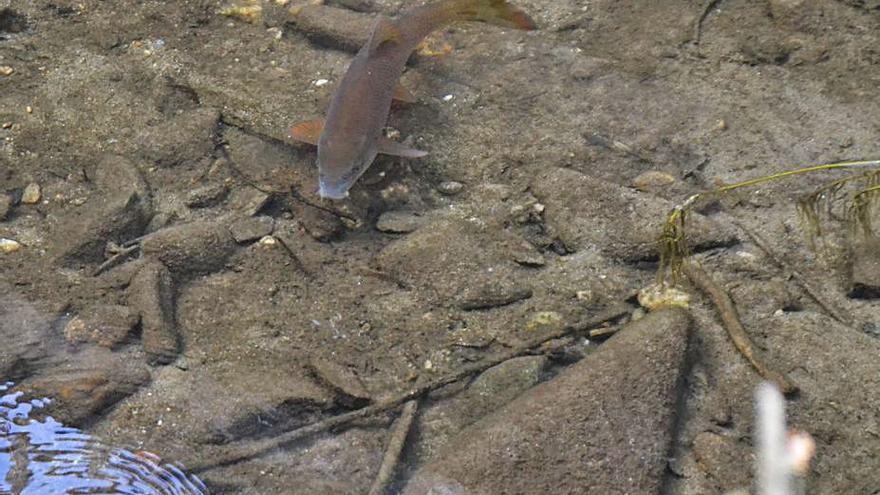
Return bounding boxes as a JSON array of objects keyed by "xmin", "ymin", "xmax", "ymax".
[{"xmin": 656, "ymin": 159, "xmax": 880, "ymax": 286}]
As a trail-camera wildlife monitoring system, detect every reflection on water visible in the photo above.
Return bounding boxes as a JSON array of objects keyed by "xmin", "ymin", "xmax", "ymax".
[{"xmin": 0, "ymin": 382, "xmax": 207, "ymax": 495}]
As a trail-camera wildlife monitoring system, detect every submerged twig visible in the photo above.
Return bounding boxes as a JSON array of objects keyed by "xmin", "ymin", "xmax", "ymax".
[
  {"xmin": 368, "ymin": 400, "xmax": 419, "ymax": 495},
  {"xmin": 682, "ymin": 262, "xmax": 797, "ymax": 395},
  {"xmin": 92, "ymin": 244, "xmax": 140, "ymax": 276},
  {"xmin": 187, "ymin": 304, "xmax": 630, "ymax": 473}
]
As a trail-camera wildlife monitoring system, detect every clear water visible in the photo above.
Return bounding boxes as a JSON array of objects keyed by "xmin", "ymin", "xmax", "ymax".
[{"xmin": 0, "ymin": 382, "xmax": 207, "ymax": 495}]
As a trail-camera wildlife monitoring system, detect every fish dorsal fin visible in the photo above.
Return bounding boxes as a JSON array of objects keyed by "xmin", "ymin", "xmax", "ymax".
[
  {"xmin": 392, "ymin": 82, "xmax": 416, "ymax": 103},
  {"xmin": 367, "ymin": 17, "xmax": 402, "ymax": 54},
  {"xmin": 378, "ymin": 136, "xmax": 428, "ymax": 158},
  {"xmin": 289, "ymin": 118, "xmax": 324, "ymax": 146}
]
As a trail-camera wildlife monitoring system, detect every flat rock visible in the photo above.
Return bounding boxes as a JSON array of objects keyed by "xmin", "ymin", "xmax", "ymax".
[
  {"xmin": 376, "ymin": 211, "xmax": 425, "ymax": 234},
  {"xmin": 64, "ymin": 304, "xmax": 139, "ymax": 349},
  {"xmin": 403, "ymin": 308, "xmax": 691, "ymax": 495},
  {"xmin": 532, "ymin": 167, "xmax": 736, "ymax": 261},
  {"xmin": 229, "ymin": 215, "xmax": 275, "ymax": 244},
  {"xmin": 17, "ymin": 347, "xmax": 150, "ymax": 427},
  {"xmin": 848, "ymin": 237, "xmax": 880, "ymax": 299},
  {"xmin": 54, "ymin": 155, "xmax": 152, "ymax": 266},
  {"xmin": 185, "ymin": 183, "xmax": 229, "ymax": 208},
  {"xmin": 0, "ymin": 283, "xmax": 54, "ymax": 379},
  {"xmin": 128, "ymin": 261, "xmax": 178, "ymax": 365},
  {"xmin": 375, "ymin": 216, "xmax": 532, "ymax": 301}
]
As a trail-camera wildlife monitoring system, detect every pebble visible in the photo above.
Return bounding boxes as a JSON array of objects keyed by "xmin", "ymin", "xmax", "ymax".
[
  {"xmin": 229, "ymin": 215, "xmax": 275, "ymax": 243},
  {"xmin": 376, "ymin": 211, "xmax": 424, "ymax": 234},
  {"xmin": 437, "ymin": 181, "xmax": 464, "ymax": 196},
  {"xmin": 0, "ymin": 66, "xmax": 13, "ymax": 76},
  {"xmin": 632, "ymin": 170, "xmax": 676, "ymax": 192},
  {"xmin": 0, "ymin": 238, "xmax": 22, "ymax": 253},
  {"xmin": 21, "ymin": 183, "xmax": 41, "ymax": 204}
]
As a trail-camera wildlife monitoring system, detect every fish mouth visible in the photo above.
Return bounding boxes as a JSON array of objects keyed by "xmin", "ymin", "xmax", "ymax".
[{"xmin": 318, "ymin": 181, "xmax": 350, "ymax": 200}]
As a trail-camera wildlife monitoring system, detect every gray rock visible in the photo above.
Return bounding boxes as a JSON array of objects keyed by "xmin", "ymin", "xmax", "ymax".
[
  {"xmin": 376, "ymin": 216, "xmax": 532, "ymax": 301},
  {"xmin": 376, "ymin": 211, "xmax": 425, "ymax": 234},
  {"xmin": 140, "ymin": 220, "xmax": 236, "ymax": 277},
  {"xmin": 403, "ymin": 309, "xmax": 691, "ymax": 495},
  {"xmin": 17, "ymin": 346, "xmax": 150, "ymax": 427},
  {"xmin": 849, "ymin": 237, "xmax": 880, "ymax": 299},
  {"xmin": 64, "ymin": 304, "xmax": 139, "ymax": 349},
  {"xmin": 54, "ymin": 155, "xmax": 152, "ymax": 266},
  {"xmin": 228, "ymin": 186, "xmax": 270, "ymax": 216},
  {"xmin": 229, "ymin": 216, "xmax": 275, "ymax": 244},
  {"xmin": 531, "ymin": 167, "xmax": 736, "ymax": 261},
  {"xmin": 185, "ymin": 183, "xmax": 228, "ymax": 208},
  {"xmin": 0, "ymin": 283, "xmax": 54, "ymax": 379},
  {"xmin": 128, "ymin": 262, "xmax": 178, "ymax": 365}
]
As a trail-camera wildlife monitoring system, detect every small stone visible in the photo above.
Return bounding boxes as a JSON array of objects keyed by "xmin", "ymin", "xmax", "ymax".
[
  {"xmin": 632, "ymin": 171, "xmax": 676, "ymax": 192},
  {"xmin": 0, "ymin": 66, "xmax": 13, "ymax": 76},
  {"xmin": 258, "ymin": 235, "xmax": 277, "ymax": 246},
  {"xmin": 0, "ymin": 194, "xmax": 11, "ymax": 221},
  {"xmin": 64, "ymin": 305, "xmax": 140, "ymax": 348},
  {"xmin": 25, "ymin": 106, "xmax": 32, "ymax": 114},
  {"xmin": 229, "ymin": 215, "xmax": 275, "ymax": 243},
  {"xmin": 21, "ymin": 183, "xmax": 42, "ymax": 204},
  {"xmin": 185, "ymin": 183, "xmax": 229, "ymax": 208},
  {"xmin": 437, "ymin": 181, "xmax": 464, "ymax": 196},
  {"xmin": 308, "ymin": 357, "xmax": 371, "ymax": 408},
  {"xmin": 0, "ymin": 238, "xmax": 22, "ymax": 253},
  {"xmin": 376, "ymin": 211, "xmax": 424, "ymax": 234},
  {"xmin": 1, "ymin": 122, "xmax": 10, "ymax": 129}
]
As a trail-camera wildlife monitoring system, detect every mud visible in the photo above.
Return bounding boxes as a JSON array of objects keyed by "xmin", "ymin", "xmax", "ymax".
[{"xmin": 1, "ymin": 0, "xmax": 879, "ymax": 493}]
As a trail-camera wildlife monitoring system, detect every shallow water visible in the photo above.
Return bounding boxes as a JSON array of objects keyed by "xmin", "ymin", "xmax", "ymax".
[{"xmin": 0, "ymin": 383, "xmax": 206, "ymax": 495}]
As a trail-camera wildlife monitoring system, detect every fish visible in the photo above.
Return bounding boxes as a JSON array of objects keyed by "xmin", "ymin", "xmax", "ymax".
[{"xmin": 290, "ymin": 0, "xmax": 537, "ymax": 199}]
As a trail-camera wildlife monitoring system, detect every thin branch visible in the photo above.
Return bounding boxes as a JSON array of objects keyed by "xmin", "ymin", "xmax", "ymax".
[
  {"xmin": 187, "ymin": 304, "xmax": 630, "ymax": 473},
  {"xmin": 683, "ymin": 262, "xmax": 798, "ymax": 395},
  {"xmin": 368, "ymin": 400, "xmax": 419, "ymax": 495}
]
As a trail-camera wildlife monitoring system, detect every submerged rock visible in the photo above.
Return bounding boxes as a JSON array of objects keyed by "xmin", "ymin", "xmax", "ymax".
[
  {"xmin": 64, "ymin": 304, "xmax": 140, "ymax": 349},
  {"xmin": 404, "ymin": 309, "xmax": 691, "ymax": 494},
  {"xmin": 532, "ymin": 167, "xmax": 736, "ymax": 260}
]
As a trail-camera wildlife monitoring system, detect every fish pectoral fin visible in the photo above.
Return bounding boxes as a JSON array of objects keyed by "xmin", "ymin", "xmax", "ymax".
[
  {"xmin": 367, "ymin": 17, "xmax": 402, "ymax": 54},
  {"xmin": 289, "ymin": 118, "xmax": 325, "ymax": 146},
  {"xmin": 377, "ymin": 137, "xmax": 428, "ymax": 158},
  {"xmin": 392, "ymin": 82, "xmax": 416, "ymax": 104}
]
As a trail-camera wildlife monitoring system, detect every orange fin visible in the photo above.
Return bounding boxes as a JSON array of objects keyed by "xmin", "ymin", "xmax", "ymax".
[
  {"xmin": 392, "ymin": 83, "xmax": 416, "ymax": 104},
  {"xmin": 367, "ymin": 17, "xmax": 402, "ymax": 54},
  {"xmin": 378, "ymin": 137, "xmax": 427, "ymax": 158},
  {"xmin": 289, "ymin": 119, "xmax": 324, "ymax": 146}
]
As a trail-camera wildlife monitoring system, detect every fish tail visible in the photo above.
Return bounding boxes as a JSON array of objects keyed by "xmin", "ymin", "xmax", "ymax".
[{"xmin": 454, "ymin": 0, "xmax": 537, "ymax": 31}]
